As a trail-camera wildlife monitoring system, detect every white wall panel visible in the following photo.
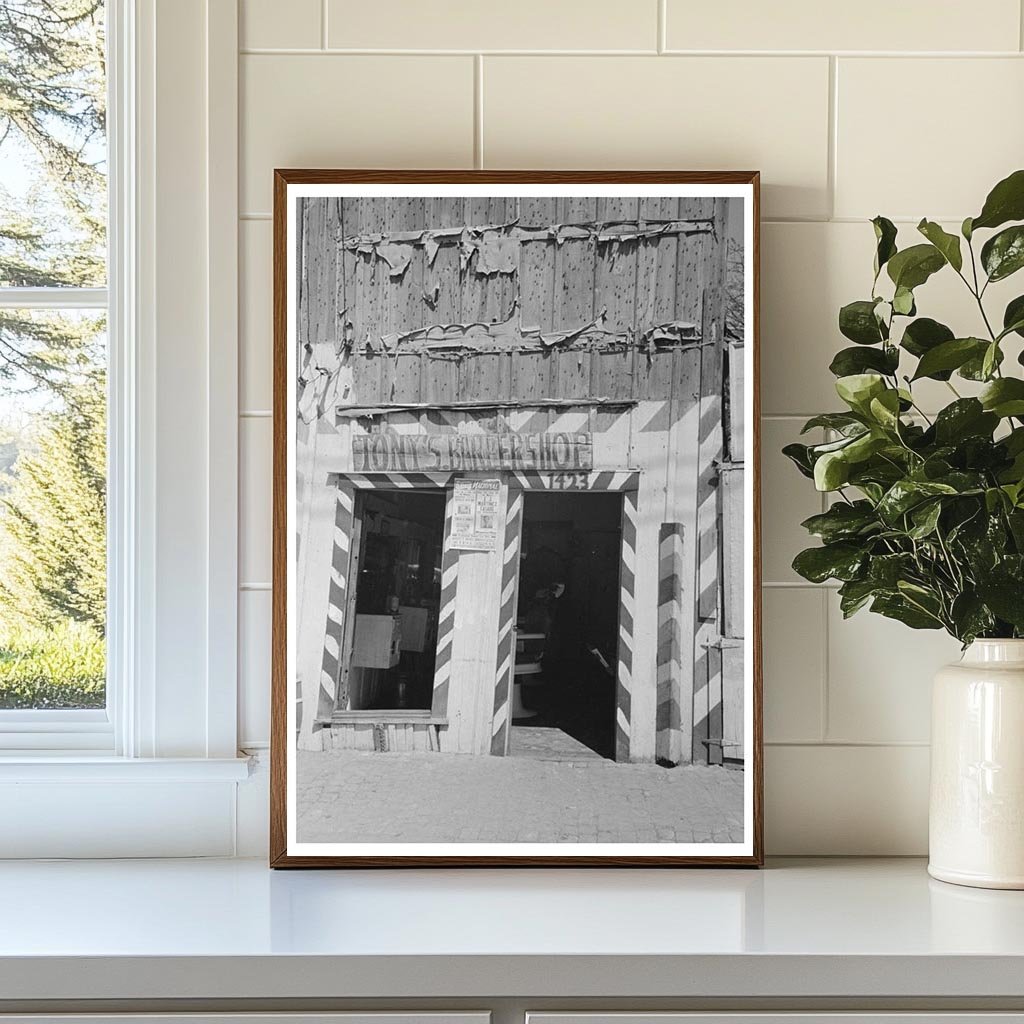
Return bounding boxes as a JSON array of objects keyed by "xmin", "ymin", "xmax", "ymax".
[
  {"xmin": 666, "ymin": 0, "xmax": 1021, "ymax": 52},
  {"xmin": 482, "ymin": 56, "xmax": 831, "ymax": 219},
  {"xmin": 240, "ymin": 416, "xmax": 272, "ymax": 587},
  {"xmin": 836, "ymin": 58, "xmax": 1024, "ymax": 220},
  {"xmin": 328, "ymin": 0, "xmax": 657, "ymax": 51},
  {"xmin": 240, "ymin": 55, "xmax": 474, "ymax": 214},
  {"xmin": 240, "ymin": 219, "xmax": 273, "ymax": 412},
  {"xmin": 241, "ymin": 0, "xmax": 321, "ymax": 49}
]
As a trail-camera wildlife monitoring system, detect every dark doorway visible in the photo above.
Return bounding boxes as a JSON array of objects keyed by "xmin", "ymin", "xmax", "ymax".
[
  {"xmin": 511, "ymin": 490, "xmax": 622, "ymax": 760},
  {"xmin": 342, "ymin": 489, "xmax": 446, "ymax": 712}
]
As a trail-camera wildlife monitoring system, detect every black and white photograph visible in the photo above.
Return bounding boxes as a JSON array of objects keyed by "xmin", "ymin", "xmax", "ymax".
[{"xmin": 272, "ymin": 172, "xmax": 761, "ymax": 866}]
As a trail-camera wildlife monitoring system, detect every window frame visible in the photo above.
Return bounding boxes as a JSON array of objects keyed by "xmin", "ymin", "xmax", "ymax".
[
  {"xmin": 0, "ymin": 3, "xmax": 121, "ymax": 751},
  {"xmin": 0, "ymin": 0, "xmax": 242, "ymax": 768}
]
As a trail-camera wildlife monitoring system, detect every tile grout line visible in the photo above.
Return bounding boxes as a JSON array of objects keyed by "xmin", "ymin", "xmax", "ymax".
[
  {"xmin": 763, "ymin": 581, "xmax": 840, "ymax": 590},
  {"xmin": 474, "ymin": 54, "xmax": 484, "ymax": 169},
  {"xmin": 321, "ymin": 0, "xmax": 328, "ymax": 50},
  {"xmin": 1021, "ymin": 0, "xmax": 1024, "ymax": 51},
  {"xmin": 819, "ymin": 430, "xmax": 832, "ymax": 742},
  {"xmin": 237, "ymin": 47, "xmax": 1024, "ymax": 58},
  {"xmin": 820, "ymin": 588, "xmax": 831, "ymax": 743},
  {"xmin": 657, "ymin": 0, "xmax": 667, "ymax": 54},
  {"xmin": 827, "ymin": 55, "xmax": 838, "ymax": 220},
  {"xmin": 766, "ymin": 740, "xmax": 931, "ymax": 748}
]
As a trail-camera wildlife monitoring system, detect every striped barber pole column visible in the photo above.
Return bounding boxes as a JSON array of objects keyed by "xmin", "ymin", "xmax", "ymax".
[
  {"xmin": 430, "ymin": 497, "xmax": 459, "ymax": 723},
  {"xmin": 616, "ymin": 484, "xmax": 639, "ymax": 763},
  {"xmin": 656, "ymin": 523, "xmax": 684, "ymax": 765},
  {"xmin": 489, "ymin": 487, "xmax": 524, "ymax": 755},
  {"xmin": 314, "ymin": 482, "xmax": 356, "ymax": 737}
]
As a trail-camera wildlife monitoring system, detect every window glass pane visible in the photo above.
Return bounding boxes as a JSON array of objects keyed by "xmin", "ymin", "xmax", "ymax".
[
  {"xmin": 0, "ymin": 309, "xmax": 105, "ymax": 709},
  {"xmin": 0, "ymin": 1, "xmax": 107, "ymax": 288}
]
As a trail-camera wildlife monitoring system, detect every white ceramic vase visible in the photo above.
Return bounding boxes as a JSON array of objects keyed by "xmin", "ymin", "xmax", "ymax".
[{"xmin": 929, "ymin": 639, "xmax": 1024, "ymax": 889}]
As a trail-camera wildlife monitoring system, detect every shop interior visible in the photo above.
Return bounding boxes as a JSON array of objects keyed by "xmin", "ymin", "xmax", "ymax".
[
  {"xmin": 512, "ymin": 490, "xmax": 622, "ymax": 761},
  {"xmin": 344, "ymin": 489, "xmax": 446, "ymax": 712}
]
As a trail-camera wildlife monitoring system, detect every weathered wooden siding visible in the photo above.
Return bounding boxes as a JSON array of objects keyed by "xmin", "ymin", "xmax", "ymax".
[{"xmin": 297, "ymin": 196, "xmax": 717, "ymax": 410}]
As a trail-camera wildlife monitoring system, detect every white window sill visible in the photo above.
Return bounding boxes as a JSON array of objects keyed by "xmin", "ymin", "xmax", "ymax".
[{"xmin": 0, "ymin": 755, "xmax": 252, "ymax": 782}]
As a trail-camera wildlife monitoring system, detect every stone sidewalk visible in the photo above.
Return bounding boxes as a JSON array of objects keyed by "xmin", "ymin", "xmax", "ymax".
[{"xmin": 297, "ymin": 749, "xmax": 744, "ymax": 844}]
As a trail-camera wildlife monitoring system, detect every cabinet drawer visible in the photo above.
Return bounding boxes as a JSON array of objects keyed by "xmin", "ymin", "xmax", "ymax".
[
  {"xmin": 0, "ymin": 1016, "xmax": 489, "ymax": 1024},
  {"xmin": 528, "ymin": 1016, "xmax": 1024, "ymax": 1024}
]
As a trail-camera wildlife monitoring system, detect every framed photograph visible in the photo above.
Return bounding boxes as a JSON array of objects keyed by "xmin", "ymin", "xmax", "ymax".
[{"xmin": 270, "ymin": 170, "xmax": 762, "ymax": 866}]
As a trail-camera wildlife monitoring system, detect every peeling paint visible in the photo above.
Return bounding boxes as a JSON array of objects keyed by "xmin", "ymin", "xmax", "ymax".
[{"xmin": 340, "ymin": 218, "xmax": 715, "ymax": 282}]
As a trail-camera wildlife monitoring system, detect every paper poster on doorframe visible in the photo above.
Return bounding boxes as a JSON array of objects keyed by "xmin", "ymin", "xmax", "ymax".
[
  {"xmin": 271, "ymin": 170, "xmax": 763, "ymax": 868},
  {"xmin": 450, "ymin": 479, "xmax": 500, "ymax": 552}
]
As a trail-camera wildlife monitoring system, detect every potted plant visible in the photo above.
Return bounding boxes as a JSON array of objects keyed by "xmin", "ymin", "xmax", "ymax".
[{"xmin": 786, "ymin": 169, "xmax": 1024, "ymax": 889}]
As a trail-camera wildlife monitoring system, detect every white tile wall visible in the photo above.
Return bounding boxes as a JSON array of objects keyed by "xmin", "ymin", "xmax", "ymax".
[
  {"xmin": 241, "ymin": 0, "xmax": 321, "ymax": 50},
  {"xmin": 665, "ymin": 0, "xmax": 1021, "ymax": 53},
  {"xmin": 326, "ymin": 0, "xmax": 659, "ymax": 52},
  {"xmin": 239, "ymin": 416, "xmax": 272, "ymax": 587},
  {"xmin": 836, "ymin": 58, "xmax": 1024, "ymax": 220},
  {"xmin": 240, "ymin": 54, "xmax": 475, "ymax": 213},
  {"xmin": 236, "ymin": 1, "xmax": 1024, "ymax": 853},
  {"xmin": 238, "ymin": 590, "xmax": 272, "ymax": 749},
  {"xmin": 483, "ymin": 56, "xmax": 831, "ymax": 219},
  {"xmin": 239, "ymin": 220, "xmax": 272, "ymax": 412}
]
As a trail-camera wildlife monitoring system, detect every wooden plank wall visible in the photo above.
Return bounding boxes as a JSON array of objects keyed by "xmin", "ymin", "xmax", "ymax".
[{"xmin": 296, "ymin": 196, "xmax": 717, "ymax": 408}]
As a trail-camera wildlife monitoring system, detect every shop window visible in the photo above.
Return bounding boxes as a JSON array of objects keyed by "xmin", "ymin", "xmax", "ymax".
[{"xmin": 343, "ymin": 489, "xmax": 446, "ymax": 712}]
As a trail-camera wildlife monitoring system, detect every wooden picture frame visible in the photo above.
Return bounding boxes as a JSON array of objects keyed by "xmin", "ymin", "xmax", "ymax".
[{"xmin": 271, "ymin": 170, "xmax": 762, "ymax": 867}]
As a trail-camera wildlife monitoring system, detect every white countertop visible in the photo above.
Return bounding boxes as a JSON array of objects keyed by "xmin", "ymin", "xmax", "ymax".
[{"xmin": 2, "ymin": 857, "xmax": 1024, "ymax": 1002}]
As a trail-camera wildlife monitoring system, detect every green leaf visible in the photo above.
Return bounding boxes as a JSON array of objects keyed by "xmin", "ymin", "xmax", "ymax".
[
  {"xmin": 962, "ymin": 216, "xmax": 974, "ymax": 241},
  {"xmin": 981, "ymin": 225, "xmax": 1024, "ymax": 282},
  {"xmin": 800, "ymin": 413, "xmax": 865, "ymax": 435},
  {"xmin": 867, "ymin": 552, "xmax": 915, "ymax": 587},
  {"xmin": 900, "ymin": 317, "xmax": 954, "ymax": 360},
  {"xmin": 932, "ymin": 470, "xmax": 986, "ymax": 494},
  {"xmin": 800, "ymin": 501, "xmax": 879, "ymax": 543},
  {"xmin": 839, "ymin": 299, "xmax": 887, "ymax": 345},
  {"xmin": 950, "ymin": 593, "xmax": 995, "ymax": 644},
  {"xmin": 982, "ymin": 341, "xmax": 1001, "ymax": 381},
  {"xmin": 829, "ymin": 345, "xmax": 899, "ymax": 378},
  {"xmin": 782, "ymin": 442, "xmax": 815, "ymax": 479},
  {"xmin": 1003, "ymin": 295, "xmax": 1024, "ymax": 340},
  {"xmin": 868, "ymin": 389, "xmax": 902, "ymax": 430},
  {"xmin": 971, "ymin": 169, "xmax": 1024, "ymax": 232},
  {"xmin": 845, "ymin": 431, "xmax": 888, "ymax": 464},
  {"xmin": 872, "ymin": 216, "xmax": 898, "ymax": 277},
  {"xmin": 976, "ymin": 578, "xmax": 1024, "ymax": 629},
  {"xmin": 980, "ymin": 378, "xmax": 1024, "ymax": 418},
  {"xmin": 892, "ymin": 286, "xmax": 916, "ymax": 316},
  {"xmin": 838, "ymin": 578, "xmax": 879, "ymax": 618},
  {"xmin": 985, "ymin": 486, "xmax": 1009, "ymax": 514},
  {"xmin": 960, "ymin": 344, "xmax": 1004, "ymax": 381},
  {"xmin": 933, "ymin": 399, "xmax": 999, "ymax": 444},
  {"xmin": 835, "ymin": 373, "xmax": 887, "ymax": 413},
  {"xmin": 871, "ymin": 594, "xmax": 943, "ymax": 630},
  {"xmin": 877, "ymin": 479, "xmax": 958, "ymax": 524},
  {"xmin": 814, "ymin": 450, "xmax": 850, "ymax": 491},
  {"xmin": 911, "ymin": 337, "xmax": 988, "ymax": 380},
  {"xmin": 908, "ymin": 500, "xmax": 942, "ymax": 540},
  {"xmin": 792, "ymin": 543, "xmax": 866, "ymax": 584},
  {"xmin": 887, "ymin": 243, "xmax": 946, "ymax": 291},
  {"xmin": 917, "ymin": 219, "xmax": 963, "ymax": 272}
]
